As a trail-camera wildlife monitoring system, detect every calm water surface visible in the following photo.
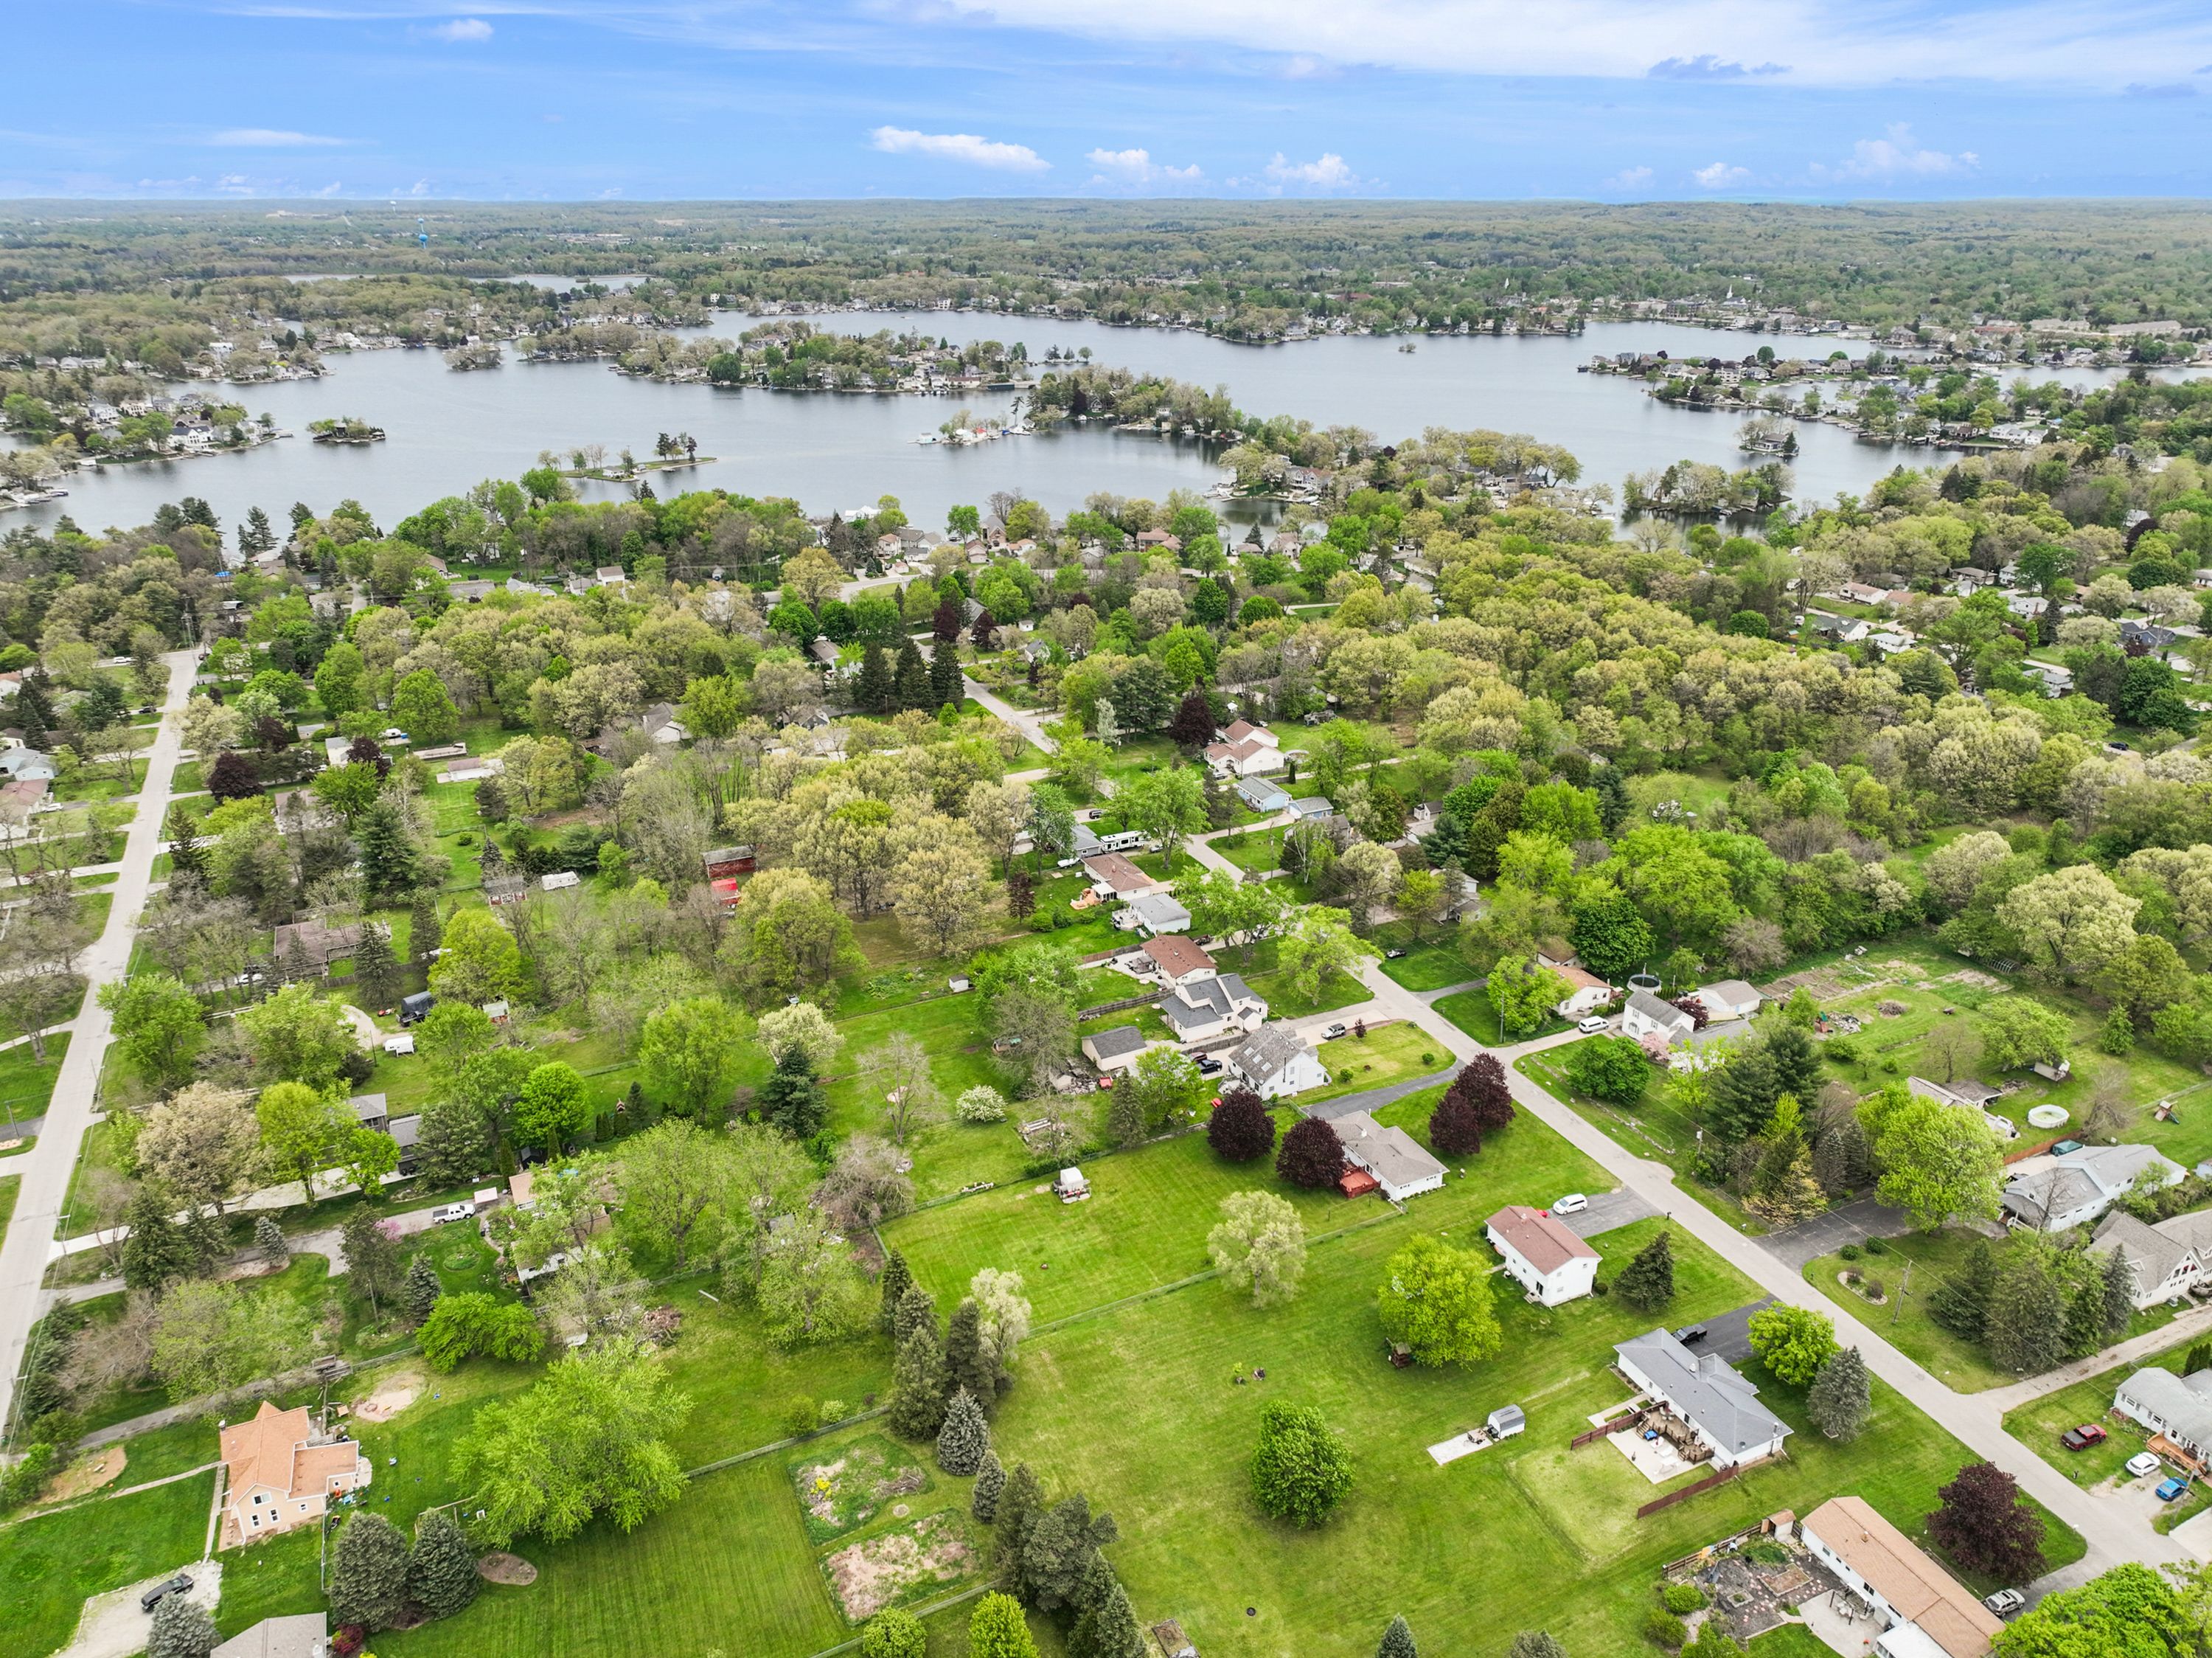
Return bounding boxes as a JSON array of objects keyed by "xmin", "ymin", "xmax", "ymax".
[{"xmin": 12, "ymin": 312, "xmax": 2154, "ymax": 538}]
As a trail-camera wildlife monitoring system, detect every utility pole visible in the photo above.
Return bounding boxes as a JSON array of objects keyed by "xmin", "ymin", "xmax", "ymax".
[{"xmin": 1893, "ymin": 1259, "xmax": 1911, "ymax": 1325}]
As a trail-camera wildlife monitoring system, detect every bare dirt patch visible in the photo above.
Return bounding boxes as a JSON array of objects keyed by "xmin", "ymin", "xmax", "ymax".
[
  {"xmin": 476, "ymin": 1552, "xmax": 538, "ymax": 1586},
  {"xmin": 216, "ymin": 1258, "xmax": 284, "ymax": 1283},
  {"xmin": 1938, "ymin": 968, "xmax": 2006, "ymax": 991},
  {"xmin": 41, "ymin": 1446, "xmax": 126, "ymax": 1503},
  {"xmin": 821, "ymin": 1511, "xmax": 975, "ymax": 1622},
  {"xmin": 352, "ymin": 1370, "xmax": 424, "ymax": 1423},
  {"xmin": 790, "ymin": 1435, "xmax": 929, "ymax": 1544}
]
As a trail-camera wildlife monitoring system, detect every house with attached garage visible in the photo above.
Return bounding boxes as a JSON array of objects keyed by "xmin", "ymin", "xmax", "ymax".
[
  {"xmin": 1203, "ymin": 720, "xmax": 1287, "ymax": 780},
  {"xmin": 1116, "ymin": 891, "xmax": 1194, "ymax": 936},
  {"xmin": 1486, "ymin": 1204, "xmax": 1599, "ymax": 1305},
  {"xmin": 1225, "ymin": 1024, "xmax": 1327, "ymax": 1101},
  {"xmin": 1334, "ymin": 1109, "xmax": 1447, "ymax": 1201},
  {"xmin": 1613, "ymin": 1328, "xmax": 1792, "ymax": 1471},
  {"xmin": 220, "ymin": 1401, "xmax": 371, "ymax": 1544},
  {"xmin": 1799, "ymin": 1496, "xmax": 2003, "ymax": 1658},
  {"xmin": 2001, "ymin": 1142, "xmax": 2186, "ymax": 1232},
  {"xmin": 1549, "ymin": 964, "xmax": 1613, "ymax": 1020},
  {"xmin": 1082, "ymin": 853, "xmax": 1165, "ymax": 903}
]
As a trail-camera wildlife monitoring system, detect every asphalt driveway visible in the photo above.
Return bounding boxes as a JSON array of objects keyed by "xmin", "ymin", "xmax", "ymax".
[{"xmin": 1760, "ymin": 1199, "xmax": 1916, "ymax": 1272}]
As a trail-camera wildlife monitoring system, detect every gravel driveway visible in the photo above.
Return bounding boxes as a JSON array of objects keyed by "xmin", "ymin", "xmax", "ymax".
[{"xmin": 59, "ymin": 1563, "xmax": 221, "ymax": 1658}]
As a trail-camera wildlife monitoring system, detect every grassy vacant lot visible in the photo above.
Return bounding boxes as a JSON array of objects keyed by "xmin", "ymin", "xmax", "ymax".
[
  {"xmin": 1368, "ymin": 920, "xmax": 1472, "ymax": 994},
  {"xmin": 0, "ymin": 1469, "xmax": 211, "ymax": 1658},
  {"xmin": 1433, "ymin": 989, "xmax": 1568, "ymax": 1047},
  {"xmin": 1305, "ymin": 1024, "xmax": 1450, "ymax": 1105}
]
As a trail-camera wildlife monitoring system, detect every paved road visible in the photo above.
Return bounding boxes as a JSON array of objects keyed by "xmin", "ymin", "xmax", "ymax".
[
  {"xmin": 1344, "ymin": 955, "xmax": 2188, "ymax": 1578},
  {"xmin": 0, "ymin": 651, "xmax": 195, "ymax": 1437}
]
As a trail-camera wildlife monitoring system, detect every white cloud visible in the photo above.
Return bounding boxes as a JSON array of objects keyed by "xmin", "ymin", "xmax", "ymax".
[
  {"xmin": 1817, "ymin": 124, "xmax": 1976, "ymax": 180},
  {"xmin": 1692, "ymin": 161, "xmax": 1751, "ymax": 189},
  {"xmin": 927, "ymin": 0, "xmax": 2212, "ymax": 91},
  {"xmin": 869, "ymin": 126, "xmax": 1048, "ymax": 172},
  {"xmin": 428, "ymin": 18, "xmax": 493, "ymax": 41},
  {"xmin": 1607, "ymin": 164, "xmax": 1655, "ymax": 190},
  {"xmin": 210, "ymin": 128, "xmax": 347, "ymax": 148},
  {"xmin": 1263, "ymin": 151, "xmax": 1358, "ymax": 190},
  {"xmin": 1085, "ymin": 147, "xmax": 1203, "ymax": 184},
  {"xmin": 312, "ymin": 181, "xmax": 343, "ymax": 198}
]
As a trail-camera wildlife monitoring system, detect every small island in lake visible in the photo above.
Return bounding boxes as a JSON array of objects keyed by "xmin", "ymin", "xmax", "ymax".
[{"xmin": 309, "ymin": 417, "xmax": 386, "ymax": 444}]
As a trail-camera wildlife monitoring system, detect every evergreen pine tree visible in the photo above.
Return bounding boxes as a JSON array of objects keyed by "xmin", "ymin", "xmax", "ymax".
[
  {"xmin": 945, "ymin": 1297, "xmax": 995, "ymax": 1406},
  {"xmin": 936, "ymin": 1386, "xmax": 992, "ymax": 1475},
  {"xmin": 146, "ymin": 1595, "xmax": 220, "ymax": 1658},
  {"xmin": 1376, "ymin": 1615, "xmax": 1419, "ymax": 1658},
  {"xmin": 893, "ymin": 638, "xmax": 930, "ymax": 710},
  {"xmin": 992, "ymin": 1463, "xmax": 1046, "ymax": 1597},
  {"xmin": 1068, "ymin": 1556, "xmax": 1146, "ymax": 1658},
  {"xmin": 1612, "ymin": 1229, "xmax": 1675, "ymax": 1312},
  {"xmin": 406, "ymin": 1509, "xmax": 480, "ymax": 1619},
  {"xmin": 121, "ymin": 1184, "xmax": 195, "ymax": 1290},
  {"xmin": 929, "ymin": 639, "xmax": 961, "ymax": 712},
  {"xmin": 2101, "ymin": 1247, "xmax": 2136, "ymax": 1340},
  {"xmin": 255, "ymin": 1215, "xmax": 289, "ymax": 1265},
  {"xmin": 972, "ymin": 1449, "xmax": 1006, "ymax": 1523},
  {"xmin": 403, "ymin": 1255, "xmax": 442, "ymax": 1326},
  {"xmin": 353, "ymin": 923, "xmax": 400, "ymax": 1011},
  {"xmin": 1811, "ymin": 1117, "xmax": 1871, "ymax": 1196},
  {"xmin": 164, "ymin": 800, "xmax": 206, "ymax": 886},
  {"xmin": 856, "ymin": 643, "xmax": 893, "ymax": 714},
  {"xmin": 1986, "ymin": 1241, "xmax": 2066, "ymax": 1376},
  {"xmin": 1593, "ymin": 765, "xmax": 1631, "ymax": 833},
  {"xmin": 758, "ymin": 1047, "xmax": 826, "ymax": 1140},
  {"xmin": 1022, "ymin": 1494, "xmax": 1117, "ymax": 1612},
  {"xmin": 877, "ymin": 1251, "xmax": 913, "ymax": 1336},
  {"xmin": 893, "ymin": 1283, "xmax": 939, "ymax": 1345},
  {"xmin": 1928, "ymin": 1237, "xmax": 1996, "ymax": 1341},
  {"xmin": 1806, "ymin": 1346, "xmax": 1872, "ymax": 1441},
  {"xmin": 328, "ymin": 1510, "xmax": 412, "ymax": 1631},
  {"xmin": 356, "ymin": 797, "xmax": 425, "ymax": 901},
  {"xmin": 1764, "ymin": 1026, "xmax": 1822, "ymax": 1106},
  {"xmin": 408, "ymin": 893, "xmax": 442, "ymax": 968},
  {"xmin": 243, "ymin": 506, "xmax": 276, "ymax": 555},
  {"xmin": 888, "ymin": 1320, "xmax": 949, "ymax": 1440}
]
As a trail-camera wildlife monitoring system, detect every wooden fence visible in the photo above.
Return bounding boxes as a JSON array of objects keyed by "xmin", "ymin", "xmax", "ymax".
[
  {"xmin": 1569, "ymin": 1411, "xmax": 1642, "ymax": 1449},
  {"xmin": 1635, "ymin": 1452, "xmax": 1781, "ymax": 1519}
]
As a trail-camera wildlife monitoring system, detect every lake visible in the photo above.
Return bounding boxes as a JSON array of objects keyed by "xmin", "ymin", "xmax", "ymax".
[{"xmin": 6, "ymin": 311, "xmax": 2141, "ymax": 540}]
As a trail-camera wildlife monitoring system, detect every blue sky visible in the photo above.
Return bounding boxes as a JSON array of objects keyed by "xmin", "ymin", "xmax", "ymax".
[{"xmin": 7, "ymin": 0, "xmax": 2212, "ymax": 200}]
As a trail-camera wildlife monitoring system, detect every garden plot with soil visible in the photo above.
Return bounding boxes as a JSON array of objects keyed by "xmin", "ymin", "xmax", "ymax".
[
  {"xmin": 821, "ymin": 1510, "xmax": 978, "ymax": 1622},
  {"xmin": 789, "ymin": 1435, "xmax": 931, "ymax": 1544}
]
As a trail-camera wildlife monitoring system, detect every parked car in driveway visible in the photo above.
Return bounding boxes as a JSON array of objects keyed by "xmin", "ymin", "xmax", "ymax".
[
  {"xmin": 431, "ymin": 1202, "xmax": 475, "ymax": 1224},
  {"xmin": 2127, "ymin": 1451, "xmax": 2164, "ymax": 1478},
  {"xmin": 2060, "ymin": 1423, "xmax": 2108, "ymax": 1451},
  {"xmin": 1983, "ymin": 1589, "xmax": 2025, "ymax": 1618},
  {"xmin": 1323, "ymin": 1023, "xmax": 1348, "ymax": 1040},
  {"xmin": 1384, "ymin": 948, "xmax": 1407, "ymax": 959},
  {"xmin": 1576, "ymin": 1016, "xmax": 1608, "ymax": 1034},
  {"xmin": 2159, "ymin": 1476, "xmax": 2191, "ymax": 1502},
  {"xmin": 141, "ymin": 1575, "xmax": 193, "ymax": 1613},
  {"xmin": 1552, "ymin": 1193, "xmax": 1588, "ymax": 1214}
]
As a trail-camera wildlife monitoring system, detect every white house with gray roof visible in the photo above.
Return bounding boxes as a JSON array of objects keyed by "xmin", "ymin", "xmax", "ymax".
[
  {"xmin": 1335, "ymin": 1109, "xmax": 1446, "ymax": 1202},
  {"xmin": 2090, "ymin": 1209, "xmax": 2212, "ymax": 1308},
  {"xmin": 1614, "ymin": 1328, "xmax": 1792, "ymax": 1471},
  {"xmin": 1226, "ymin": 1024, "xmax": 1326, "ymax": 1100},
  {"xmin": 2115, "ymin": 1364, "xmax": 2212, "ymax": 1463},
  {"xmin": 1081, "ymin": 1025, "xmax": 1150, "ymax": 1075},
  {"xmin": 2003, "ymin": 1142, "xmax": 2185, "ymax": 1233},
  {"xmin": 1690, "ymin": 980, "xmax": 1764, "ymax": 1022},
  {"xmin": 1160, "ymin": 974, "xmax": 1267, "ymax": 1046},
  {"xmin": 1622, "ymin": 990, "xmax": 1694, "ymax": 1047}
]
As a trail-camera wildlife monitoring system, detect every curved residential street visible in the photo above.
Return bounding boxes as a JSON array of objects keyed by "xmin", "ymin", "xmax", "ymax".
[{"xmin": 0, "ymin": 650, "xmax": 196, "ymax": 1435}]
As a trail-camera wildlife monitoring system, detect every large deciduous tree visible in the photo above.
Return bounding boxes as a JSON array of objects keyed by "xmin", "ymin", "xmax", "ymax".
[
  {"xmin": 1745, "ymin": 1303, "xmax": 1838, "ymax": 1386},
  {"xmin": 1276, "ymin": 1116, "xmax": 1345, "ymax": 1189},
  {"xmin": 1250, "ymin": 1399, "xmax": 1352, "ymax": 1527},
  {"xmin": 1376, "ymin": 1234, "xmax": 1500, "ymax": 1368},
  {"xmin": 97, "ymin": 973, "xmax": 205, "ymax": 1091},
  {"xmin": 1927, "ymin": 1461, "xmax": 2045, "ymax": 1583},
  {"xmin": 1206, "ymin": 1090, "xmax": 1276, "ymax": 1162},
  {"xmin": 1207, "ymin": 1190, "xmax": 1307, "ymax": 1308}
]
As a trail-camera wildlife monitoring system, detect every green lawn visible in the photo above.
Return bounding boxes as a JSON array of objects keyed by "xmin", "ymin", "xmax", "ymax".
[
  {"xmin": 1370, "ymin": 923, "xmax": 1473, "ymax": 993},
  {"xmin": 2003, "ymin": 1328, "xmax": 2201, "ymax": 1488},
  {"xmin": 1304, "ymin": 1024, "xmax": 1450, "ymax": 1106},
  {"xmin": 1799, "ymin": 1231, "xmax": 2016, "ymax": 1393},
  {"xmin": 0, "ymin": 1173, "xmax": 17, "ymax": 1230},
  {"xmin": 0, "ymin": 1032, "xmax": 72, "ymax": 1130},
  {"xmin": 1433, "ymin": 990, "xmax": 1569, "ymax": 1047},
  {"xmin": 0, "ymin": 1470, "xmax": 212, "ymax": 1658}
]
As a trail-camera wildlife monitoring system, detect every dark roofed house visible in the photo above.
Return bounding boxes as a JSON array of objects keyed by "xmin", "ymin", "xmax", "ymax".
[
  {"xmin": 1159, "ymin": 973, "xmax": 1267, "ymax": 1045},
  {"xmin": 348, "ymin": 1093, "xmax": 389, "ymax": 1131},
  {"xmin": 1613, "ymin": 1327, "xmax": 1791, "ymax": 1470},
  {"xmin": 1227, "ymin": 1024, "xmax": 1327, "ymax": 1101}
]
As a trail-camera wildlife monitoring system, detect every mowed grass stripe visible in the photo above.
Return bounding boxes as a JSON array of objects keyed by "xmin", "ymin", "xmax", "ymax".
[{"xmin": 380, "ymin": 1455, "xmax": 846, "ymax": 1658}]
